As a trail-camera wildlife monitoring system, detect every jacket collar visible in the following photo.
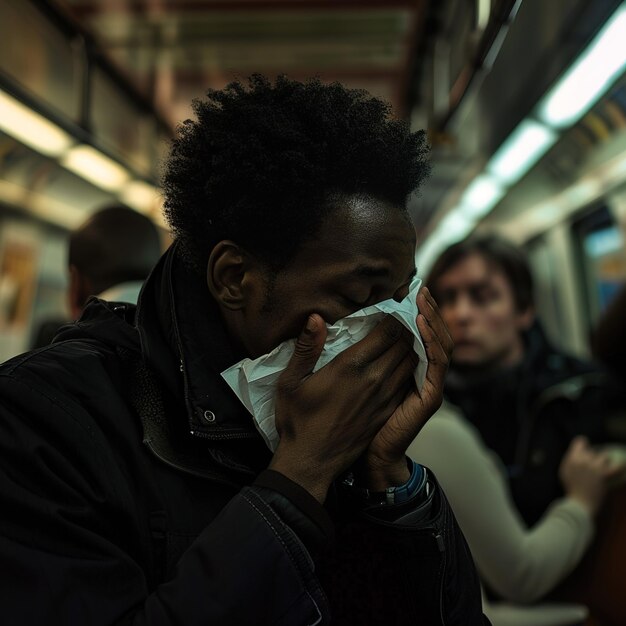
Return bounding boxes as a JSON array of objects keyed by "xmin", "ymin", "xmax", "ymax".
[
  {"xmin": 136, "ymin": 243, "xmax": 257, "ymax": 441},
  {"xmin": 55, "ymin": 297, "xmax": 140, "ymax": 352}
]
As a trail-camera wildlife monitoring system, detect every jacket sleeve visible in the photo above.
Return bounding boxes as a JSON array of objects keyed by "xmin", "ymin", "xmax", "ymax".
[
  {"xmin": 407, "ymin": 406, "xmax": 594, "ymax": 603},
  {"xmin": 0, "ymin": 373, "xmax": 330, "ymax": 626},
  {"xmin": 320, "ymin": 471, "xmax": 489, "ymax": 625}
]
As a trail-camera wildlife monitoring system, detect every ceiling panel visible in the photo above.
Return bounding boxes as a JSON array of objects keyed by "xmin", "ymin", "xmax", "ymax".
[{"xmin": 59, "ymin": 0, "xmax": 426, "ymax": 123}]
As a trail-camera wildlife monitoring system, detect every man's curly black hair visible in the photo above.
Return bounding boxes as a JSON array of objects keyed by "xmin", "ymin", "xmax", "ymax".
[{"xmin": 163, "ymin": 75, "xmax": 430, "ymax": 272}]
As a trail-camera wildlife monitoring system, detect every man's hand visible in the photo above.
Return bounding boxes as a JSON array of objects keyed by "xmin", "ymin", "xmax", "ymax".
[
  {"xmin": 361, "ymin": 287, "xmax": 454, "ymax": 490},
  {"xmin": 269, "ymin": 312, "xmax": 416, "ymax": 504}
]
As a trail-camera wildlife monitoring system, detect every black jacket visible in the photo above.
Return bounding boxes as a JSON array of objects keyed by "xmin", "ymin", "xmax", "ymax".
[
  {"xmin": 0, "ymin": 245, "xmax": 488, "ymax": 625},
  {"xmin": 446, "ymin": 322, "xmax": 626, "ymax": 526}
]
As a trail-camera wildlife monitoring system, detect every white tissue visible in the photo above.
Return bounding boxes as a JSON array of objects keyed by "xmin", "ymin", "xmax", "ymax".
[{"xmin": 221, "ymin": 278, "xmax": 427, "ymax": 451}]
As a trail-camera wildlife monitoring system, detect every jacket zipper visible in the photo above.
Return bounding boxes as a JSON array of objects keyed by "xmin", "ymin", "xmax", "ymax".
[
  {"xmin": 177, "ymin": 342, "xmax": 257, "ymax": 442},
  {"xmin": 434, "ymin": 532, "xmax": 446, "ymax": 626},
  {"xmin": 189, "ymin": 428, "xmax": 258, "ymax": 441}
]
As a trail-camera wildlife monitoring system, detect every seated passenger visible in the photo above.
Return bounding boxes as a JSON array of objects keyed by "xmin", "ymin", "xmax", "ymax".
[
  {"xmin": 426, "ymin": 234, "xmax": 625, "ymax": 526},
  {"xmin": 0, "ymin": 77, "xmax": 488, "ymax": 625},
  {"xmin": 68, "ymin": 204, "xmax": 163, "ymax": 317},
  {"xmin": 408, "ymin": 400, "xmax": 622, "ymax": 626},
  {"xmin": 31, "ymin": 205, "xmax": 162, "ymax": 349}
]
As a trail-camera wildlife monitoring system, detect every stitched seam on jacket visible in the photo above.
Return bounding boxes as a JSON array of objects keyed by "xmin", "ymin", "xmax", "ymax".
[
  {"xmin": 242, "ymin": 491, "xmax": 308, "ymax": 584},
  {"xmin": 0, "ymin": 373, "xmax": 99, "ymax": 442},
  {"xmin": 1, "ymin": 337, "xmax": 113, "ymax": 375},
  {"xmin": 0, "ymin": 373, "xmax": 123, "ymax": 503},
  {"xmin": 241, "ymin": 492, "xmax": 323, "ymax": 624}
]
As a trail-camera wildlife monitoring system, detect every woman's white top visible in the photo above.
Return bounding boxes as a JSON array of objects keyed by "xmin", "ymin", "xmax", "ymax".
[{"xmin": 407, "ymin": 403, "xmax": 592, "ymax": 626}]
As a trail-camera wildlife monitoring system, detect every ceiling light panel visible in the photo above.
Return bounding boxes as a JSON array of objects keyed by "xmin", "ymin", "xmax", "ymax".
[
  {"xmin": 120, "ymin": 180, "xmax": 160, "ymax": 213},
  {"xmin": 61, "ymin": 145, "xmax": 130, "ymax": 192},
  {"xmin": 0, "ymin": 90, "xmax": 73, "ymax": 157},
  {"xmin": 539, "ymin": 5, "xmax": 626, "ymax": 128},
  {"xmin": 460, "ymin": 174, "xmax": 506, "ymax": 219},
  {"xmin": 488, "ymin": 119, "xmax": 557, "ymax": 185}
]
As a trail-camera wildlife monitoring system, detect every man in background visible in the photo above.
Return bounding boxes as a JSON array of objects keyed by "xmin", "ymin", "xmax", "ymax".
[
  {"xmin": 68, "ymin": 205, "xmax": 162, "ymax": 317},
  {"xmin": 427, "ymin": 234, "xmax": 625, "ymax": 525},
  {"xmin": 32, "ymin": 205, "xmax": 162, "ymax": 348}
]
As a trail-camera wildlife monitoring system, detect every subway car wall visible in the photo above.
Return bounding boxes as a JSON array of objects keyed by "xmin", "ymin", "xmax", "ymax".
[{"xmin": 0, "ymin": 208, "xmax": 68, "ymax": 359}]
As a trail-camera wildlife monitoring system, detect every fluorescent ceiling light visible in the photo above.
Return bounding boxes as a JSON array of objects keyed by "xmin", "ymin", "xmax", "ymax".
[
  {"xmin": 0, "ymin": 90, "xmax": 74, "ymax": 157},
  {"xmin": 439, "ymin": 211, "xmax": 475, "ymax": 242},
  {"xmin": 120, "ymin": 180, "xmax": 160, "ymax": 213},
  {"xmin": 61, "ymin": 144, "xmax": 130, "ymax": 192},
  {"xmin": 460, "ymin": 174, "xmax": 506, "ymax": 219},
  {"xmin": 539, "ymin": 5, "xmax": 626, "ymax": 128},
  {"xmin": 477, "ymin": 0, "xmax": 491, "ymax": 30},
  {"xmin": 487, "ymin": 119, "xmax": 557, "ymax": 185}
]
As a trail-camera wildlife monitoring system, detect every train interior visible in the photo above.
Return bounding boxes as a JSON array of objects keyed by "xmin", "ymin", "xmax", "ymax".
[
  {"xmin": 1, "ymin": 1, "xmax": 626, "ymax": 625},
  {"xmin": 1, "ymin": 0, "xmax": 625, "ymax": 361}
]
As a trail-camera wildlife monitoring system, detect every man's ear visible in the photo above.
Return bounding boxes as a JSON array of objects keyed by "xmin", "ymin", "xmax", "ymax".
[{"xmin": 207, "ymin": 241, "xmax": 254, "ymax": 310}]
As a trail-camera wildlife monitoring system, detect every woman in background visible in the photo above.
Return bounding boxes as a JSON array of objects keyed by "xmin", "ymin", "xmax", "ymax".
[{"xmin": 408, "ymin": 401, "xmax": 623, "ymax": 626}]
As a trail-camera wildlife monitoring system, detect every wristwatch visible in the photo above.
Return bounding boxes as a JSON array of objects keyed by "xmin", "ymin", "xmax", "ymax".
[{"xmin": 341, "ymin": 459, "xmax": 427, "ymax": 506}]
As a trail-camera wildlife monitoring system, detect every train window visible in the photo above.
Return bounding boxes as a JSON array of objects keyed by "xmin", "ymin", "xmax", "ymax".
[
  {"xmin": 573, "ymin": 206, "xmax": 626, "ymax": 327},
  {"xmin": 525, "ymin": 236, "xmax": 567, "ymax": 350}
]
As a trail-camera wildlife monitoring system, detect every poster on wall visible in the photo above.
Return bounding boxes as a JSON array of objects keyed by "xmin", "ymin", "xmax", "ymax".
[{"xmin": 0, "ymin": 222, "xmax": 40, "ymax": 360}]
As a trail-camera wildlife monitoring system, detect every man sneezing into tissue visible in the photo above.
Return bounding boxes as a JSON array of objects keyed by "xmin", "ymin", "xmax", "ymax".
[{"xmin": 0, "ymin": 76, "xmax": 489, "ymax": 626}]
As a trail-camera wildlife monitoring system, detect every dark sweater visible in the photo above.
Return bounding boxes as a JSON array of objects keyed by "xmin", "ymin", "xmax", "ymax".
[{"xmin": 446, "ymin": 322, "xmax": 626, "ymax": 525}]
